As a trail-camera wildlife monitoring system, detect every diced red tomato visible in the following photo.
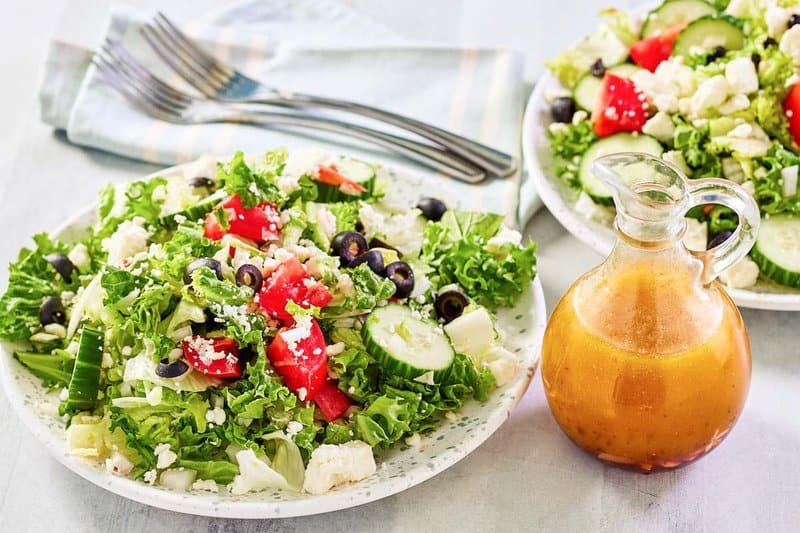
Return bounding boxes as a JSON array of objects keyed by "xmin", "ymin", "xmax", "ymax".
[
  {"xmin": 317, "ymin": 165, "xmax": 367, "ymax": 194},
  {"xmin": 592, "ymin": 73, "xmax": 650, "ymax": 137},
  {"xmin": 267, "ymin": 318, "xmax": 327, "ymax": 400},
  {"xmin": 314, "ymin": 380, "xmax": 353, "ymax": 421},
  {"xmin": 256, "ymin": 256, "xmax": 332, "ymax": 324},
  {"xmin": 181, "ymin": 336, "xmax": 241, "ymax": 378},
  {"xmin": 784, "ymin": 84, "xmax": 800, "ymax": 146},
  {"xmin": 629, "ymin": 23, "xmax": 687, "ymax": 72},
  {"xmin": 203, "ymin": 194, "xmax": 281, "ymax": 244}
]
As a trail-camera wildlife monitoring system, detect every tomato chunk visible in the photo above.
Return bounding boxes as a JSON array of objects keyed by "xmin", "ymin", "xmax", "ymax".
[
  {"xmin": 257, "ymin": 257, "xmax": 333, "ymax": 324},
  {"xmin": 203, "ymin": 194, "xmax": 281, "ymax": 243},
  {"xmin": 629, "ymin": 23, "xmax": 686, "ymax": 72},
  {"xmin": 181, "ymin": 336, "xmax": 241, "ymax": 378},
  {"xmin": 314, "ymin": 380, "xmax": 353, "ymax": 421},
  {"xmin": 784, "ymin": 84, "xmax": 800, "ymax": 146},
  {"xmin": 267, "ymin": 318, "xmax": 327, "ymax": 400},
  {"xmin": 592, "ymin": 73, "xmax": 650, "ymax": 137},
  {"xmin": 317, "ymin": 165, "xmax": 367, "ymax": 194}
]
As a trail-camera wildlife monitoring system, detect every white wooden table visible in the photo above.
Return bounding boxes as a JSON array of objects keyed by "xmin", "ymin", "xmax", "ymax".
[{"xmin": 1, "ymin": 1, "xmax": 798, "ymax": 531}]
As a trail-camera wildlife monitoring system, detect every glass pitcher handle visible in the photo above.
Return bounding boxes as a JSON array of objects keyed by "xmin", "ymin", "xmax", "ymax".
[{"xmin": 686, "ymin": 178, "xmax": 760, "ymax": 285}]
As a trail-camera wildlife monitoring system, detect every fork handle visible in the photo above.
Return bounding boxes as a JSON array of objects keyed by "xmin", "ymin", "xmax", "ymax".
[
  {"xmin": 232, "ymin": 92, "xmax": 517, "ymax": 178},
  {"xmin": 225, "ymin": 110, "xmax": 487, "ymax": 183}
]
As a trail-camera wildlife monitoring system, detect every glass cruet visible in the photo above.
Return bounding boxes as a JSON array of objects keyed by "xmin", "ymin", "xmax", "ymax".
[{"xmin": 541, "ymin": 152, "xmax": 760, "ymax": 472}]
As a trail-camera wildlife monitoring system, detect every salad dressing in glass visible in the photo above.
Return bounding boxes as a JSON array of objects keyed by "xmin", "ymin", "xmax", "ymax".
[{"xmin": 542, "ymin": 153, "xmax": 760, "ymax": 471}]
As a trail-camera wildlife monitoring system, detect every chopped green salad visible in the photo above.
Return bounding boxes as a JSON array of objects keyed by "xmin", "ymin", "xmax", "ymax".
[
  {"xmin": 0, "ymin": 148, "xmax": 537, "ymax": 495},
  {"xmin": 545, "ymin": 0, "xmax": 800, "ymax": 290}
]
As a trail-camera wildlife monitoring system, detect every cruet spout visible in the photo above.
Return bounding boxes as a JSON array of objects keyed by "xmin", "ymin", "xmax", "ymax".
[{"xmin": 592, "ymin": 152, "xmax": 760, "ymax": 284}]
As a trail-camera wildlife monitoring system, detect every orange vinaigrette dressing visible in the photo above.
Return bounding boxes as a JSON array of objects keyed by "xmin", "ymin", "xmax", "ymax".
[{"xmin": 542, "ymin": 262, "xmax": 751, "ymax": 471}]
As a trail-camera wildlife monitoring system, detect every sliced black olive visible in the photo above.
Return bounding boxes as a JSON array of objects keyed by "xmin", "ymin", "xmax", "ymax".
[
  {"xmin": 45, "ymin": 253, "xmax": 74, "ymax": 282},
  {"xmin": 435, "ymin": 290, "xmax": 470, "ymax": 324},
  {"xmin": 235, "ymin": 264, "xmax": 264, "ymax": 292},
  {"xmin": 183, "ymin": 258, "xmax": 223, "ymax": 284},
  {"xmin": 764, "ymin": 36, "xmax": 778, "ymax": 48},
  {"xmin": 417, "ymin": 198, "xmax": 447, "ymax": 222},
  {"xmin": 192, "ymin": 310, "xmax": 221, "ymax": 335},
  {"xmin": 789, "ymin": 14, "xmax": 800, "ymax": 29},
  {"xmin": 188, "ymin": 176, "xmax": 215, "ymax": 189},
  {"xmin": 550, "ymin": 96, "xmax": 576, "ymax": 124},
  {"xmin": 348, "ymin": 250, "xmax": 385, "ymax": 275},
  {"xmin": 355, "ymin": 219, "xmax": 365, "ymax": 234},
  {"xmin": 331, "ymin": 231, "xmax": 368, "ymax": 267},
  {"xmin": 706, "ymin": 46, "xmax": 726, "ymax": 64},
  {"xmin": 589, "ymin": 58, "xmax": 606, "ymax": 77},
  {"xmin": 39, "ymin": 297, "xmax": 66, "ymax": 326},
  {"xmin": 707, "ymin": 230, "xmax": 734, "ymax": 249},
  {"xmin": 385, "ymin": 261, "xmax": 415, "ymax": 299},
  {"xmin": 751, "ymin": 53, "xmax": 762, "ymax": 70},
  {"xmin": 369, "ymin": 237, "xmax": 403, "ymax": 258},
  {"xmin": 155, "ymin": 359, "xmax": 190, "ymax": 378}
]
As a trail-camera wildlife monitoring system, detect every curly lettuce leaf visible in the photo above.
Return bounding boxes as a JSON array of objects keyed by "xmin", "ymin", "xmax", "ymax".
[
  {"xmin": 672, "ymin": 117, "xmax": 723, "ymax": 178},
  {"xmin": 547, "ymin": 121, "xmax": 597, "ymax": 187},
  {"xmin": 155, "ymin": 222, "xmax": 222, "ymax": 282},
  {"xmin": 217, "ymin": 150, "xmax": 281, "ymax": 209},
  {"xmin": 14, "ymin": 349, "xmax": 75, "ymax": 388},
  {"xmin": 421, "ymin": 211, "xmax": 537, "ymax": 310},
  {"xmin": 96, "ymin": 178, "xmax": 168, "ymax": 238},
  {"xmin": 322, "ymin": 263, "xmax": 397, "ymax": 318},
  {"xmin": 753, "ymin": 143, "xmax": 800, "ymax": 215},
  {"xmin": 0, "ymin": 233, "xmax": 76, "ymax": 342}
]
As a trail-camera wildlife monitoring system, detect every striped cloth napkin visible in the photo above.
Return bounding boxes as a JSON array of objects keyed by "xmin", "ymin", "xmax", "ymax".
[{"xmin": 39, "ymin": 0, "xmax": 536, "ymax": 227}]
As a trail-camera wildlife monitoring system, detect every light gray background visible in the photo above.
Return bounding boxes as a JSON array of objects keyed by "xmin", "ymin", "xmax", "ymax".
[{"xmin": 1, "ymin": 1, "xmax": 798, "ymax": 532}]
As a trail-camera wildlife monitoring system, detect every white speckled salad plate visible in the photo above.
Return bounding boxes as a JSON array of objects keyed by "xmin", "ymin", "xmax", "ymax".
[
  {"xmin": 0, "ymin": 158, "xmax": 546, "ymax": 518},
  {"xmin": 522, "ymin": 5, "xmax": 800, "ymax": 311}
]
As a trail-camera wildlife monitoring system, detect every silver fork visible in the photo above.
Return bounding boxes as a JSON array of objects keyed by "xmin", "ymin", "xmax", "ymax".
[
  {"xmin": 93, "ymin": 42, "xmax": 486, "ymax": 183},
  {"xmin": 140, "ymin": 12, "xmax": 517, "ymax": 178}
]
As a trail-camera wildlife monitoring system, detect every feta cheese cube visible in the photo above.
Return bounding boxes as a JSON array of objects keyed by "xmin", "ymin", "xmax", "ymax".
[
  {"xmin": 719, "ymin": 256, "xmax": 760, "ymax": 289},
  {"xmin": 642, "ymin": 111, "xmax": 675, "ymax": 142},
  {"xmin": 725, "ymin": 57, "xmax": 759, "ymax": 94},
  {"xmin": 781, "ymin": 25, "xmax": 800, "ymax": 65},
  {"xmin": 302, "ymin": 441, "xmax": 376, "ymax": 495},
  {"xmin": 718, "ymin": 94, "xmax": 750, "ymax": 115},
  {"xmin": 105, "ymin": 452, "xmax": 134, "ymax": 476},
  {"xmin": 691, "ymin": 75, "xmax": 729, "ymax": 118}
]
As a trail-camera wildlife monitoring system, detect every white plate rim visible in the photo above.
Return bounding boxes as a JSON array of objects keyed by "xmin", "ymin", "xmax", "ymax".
[
  {"xmin": 523, "ymin": 72, "xmax": 800, "ymax": 311},
  {"xmin": 0, "ymin": 158, "xmax": 546, "ymax": 518}
]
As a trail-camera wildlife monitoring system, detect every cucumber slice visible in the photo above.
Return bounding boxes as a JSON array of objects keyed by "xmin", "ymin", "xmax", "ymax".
[
  {"xmin": 641, "ymin": 0, "xmax": 716, "ymax": 38},
  {"xmin": 65, "ymin": 327, "xmax": 104, "ymax": 411},
  {"xmin": 750, "ymin": 216, "xmax": 800, "ymax": 288},
  {"xmin": 672, "ymin": 15, "xmax": 744, "ymax": 57},
  {"xmin": 158, "ymin": 190, "xmax": 226, "ymax": 229},
  {"xmin": 362, "ymin": 304, "xmax": 455, "ymax": 380},
  {"xmin": 573, "ymin": 64, "xmax": 642, "ymax": 112},
  {"xmin": 316, "ymin": 157, "xmax": 376, "ymax": 203},
  {"xmin": 579, "ymin": 133, "xmax": 664, "ymax": 205}
]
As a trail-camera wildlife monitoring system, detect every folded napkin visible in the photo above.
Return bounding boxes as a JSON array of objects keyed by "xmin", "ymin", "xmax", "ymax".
[{"xmin": 40, "ymin": 0, "xmax": 536, "ymax": 226}]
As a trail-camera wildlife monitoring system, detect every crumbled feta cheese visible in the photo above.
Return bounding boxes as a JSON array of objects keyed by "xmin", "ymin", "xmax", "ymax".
[
  {"xmin": 192, "ymin": 479, "xmax": 219, "ymax": 492},
  {"xmin": 67, "ymin": 243, "xmax": 91, "ymax": 270},
  {"xmin": 722, "ymin": 157, "xmax": 746, "ymax": 184},
  {"xmin": 481, "ymin": 346, "xmax": 518, "ymax": 386},
  {"xmin": 102, "ymin": 219, "xmax": 150, "ymax": 266},
  {"xmin": 155, "ymin": 443, "xmax": 178, "ymax": 469},
  {"xmin": 326, "ymin": 342, "xmax": 345, "ymax": 356},
  {"xmin": 205, "ymin": 407, "xmax": 227, "ymax": 426},
  {"xmin": 571, "ymin": 110, "xmax": 588, "ymax": 125},
  {"xmin": 101, "ymin": 351, "xmax": 114, "ymax": 369},
  {"xmin": 316, "ymin": 205, "xmax": 338, "ymax": 238},
  {"xmin": 725, "ymin": 57, "xmax": 759, "ymax": 95},
  {"xmin": 718, "ymin": 94, "xmax": 750, "ymax": 115},
  {"xmin": 782, "ymin": 25, "xmax": 800, "ymax": 65},
  {"xmin": 302, "ymin": 441, "xmax": 376, "ymax": 495},
  {"xmin": 765, "ymin": 5, "xmax": 798, "ymax": 38},
  {"xmin": 719, "ymin": 256, "xmax": 760, "ymax": 289},
  {"xmin": 121, "ymin": 346, "xmax": 132, "ymax": 357},
  {"xmin": 691, "ymin": 75, "xmax": 729, "ymax": 118},
  {"xmin": 143, "ymin": 469, "xmax": 158, "ymax": 484},
  {"xmin": 683, "ymin": 219, "xmax": 708, "ymax": 251},
  {"xmin": 297, "ymin": 387, "xmax": 308, "ymax": 402},
  {"xmin": 413, "ymin": 370, "xmax": 436, "ymax": 386},
  {"xmin": 286, "ymin": 421, "xmax": 304, "ymax": 438},
  {"xmin": 278, "ymin": 148, "xmax": 335, "ymax": 193},
  {"xmin": 105, "ymin": 452, "xmax": 134, "ymax": 476},
  {"xmin": 642, "ymin": 111, "xmax": 675, "ymax": 142}
]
